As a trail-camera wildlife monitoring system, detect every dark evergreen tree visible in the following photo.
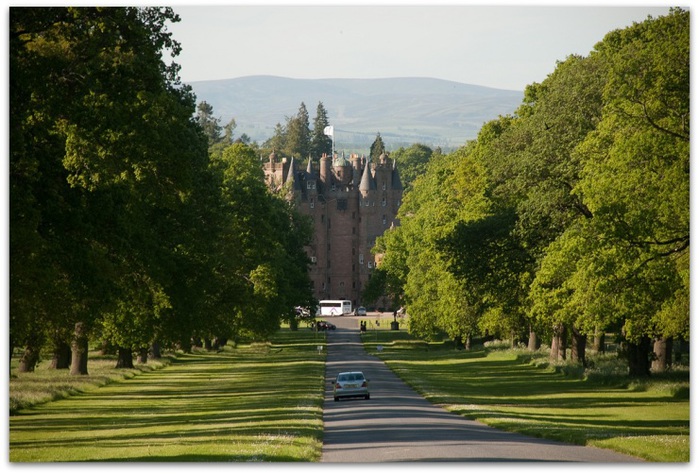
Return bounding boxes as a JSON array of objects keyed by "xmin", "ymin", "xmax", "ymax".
[
  {"xmin": 370, "ymin": 132, "xmax": 386, "ymax": 161},
  {"xmin": 311, "ymin": 101, "xmax": 332, "ymax": 158},
  {"xmin": 196, "ymin": 101, "xmax": 222, "ymax": 145},
  {"xmin": 285, "ymin": 102, "xmax": 310, "ymax": 158}
]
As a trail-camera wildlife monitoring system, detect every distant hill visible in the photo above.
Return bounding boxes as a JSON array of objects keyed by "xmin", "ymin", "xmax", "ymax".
[{"xmin": 187, "ymin": 75, "xmax": 523, "ymax": 153}]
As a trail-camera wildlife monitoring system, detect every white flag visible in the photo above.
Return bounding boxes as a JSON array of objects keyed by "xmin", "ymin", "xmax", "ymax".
[{"xmin": 323, "ymin": 125, "xmax": 334, "ymax": 137}]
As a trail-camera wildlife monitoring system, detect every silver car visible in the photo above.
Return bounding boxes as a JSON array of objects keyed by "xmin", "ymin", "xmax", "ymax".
[{"xmin": 332, "ymin": 371, "xmax": 370, "ymax": 401}]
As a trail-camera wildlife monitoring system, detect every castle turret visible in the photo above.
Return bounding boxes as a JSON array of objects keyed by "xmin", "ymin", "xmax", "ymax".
[
  {"xmin": 333, "ymin": 152, "xmax": 352, "ymax": 186},
  {"xmin": 359, "ymin": 158, "xmax": 374, "ymax": 196},
  {"xmin": 320, "ymin": 153, "xmax": 331, "ymax": 186}
]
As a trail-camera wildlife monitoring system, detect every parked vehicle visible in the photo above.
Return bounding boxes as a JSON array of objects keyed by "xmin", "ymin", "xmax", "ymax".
[
  {"xmin": 319, "ymin": 300, "xmax": 352, "ymax": 316},
  {"xmin": 355, "ymin": 306, "xmax": 367, "ymax": 316},
  {"xmin": 316, "ymin": 320, "xmax": 336, "ymax": 331},
  {"xmin": 332, "ymin": 371, "xmax": 370, "ymax": 401}
]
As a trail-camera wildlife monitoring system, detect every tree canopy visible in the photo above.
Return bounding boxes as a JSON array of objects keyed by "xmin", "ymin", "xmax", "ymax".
[
  {"xmin": 374, "ymin": 9, "xmax": 689, "ymax": 375},
  {"xmin": 10, "ymin": 7, "xmax": 314, "ymax": 372}
]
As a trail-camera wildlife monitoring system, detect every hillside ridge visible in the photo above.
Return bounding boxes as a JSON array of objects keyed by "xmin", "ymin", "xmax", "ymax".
[{"xmin": 188, "ymin": 75, "xmax": 524, "ymax": 152}]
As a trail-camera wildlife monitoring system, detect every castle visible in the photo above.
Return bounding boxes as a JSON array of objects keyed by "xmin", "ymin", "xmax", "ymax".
[{"xmin": 264, "ymin": 151, "xmax": 402, "ymax": 308}]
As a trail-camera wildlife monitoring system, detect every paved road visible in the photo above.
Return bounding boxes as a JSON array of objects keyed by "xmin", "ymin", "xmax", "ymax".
[{"xmin": 320, "ymin": 315, "xmax": 641, "ymax": 463}]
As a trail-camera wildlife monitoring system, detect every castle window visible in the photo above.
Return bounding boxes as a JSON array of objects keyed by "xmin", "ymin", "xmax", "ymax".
[
  {"xmin": 321, "ymin": 214, "xmax": 325, "ymax": 223},
  {"xmin": 352, "ymin": 227, "xmax": 356, "ymax": 235},
  {"xmin": 331, "ymin": 183, "xmax": 336, "ymax": 191},
  {"xmin": 307, "ymin": 180, "xmax": 316, "ymax": 190},
  {"xmin": 382, "ymin": 214, "xmax": 386, "ymax": 225},
  {"xmin": 382, "ymin": 197, "xmax": 387, "ymax": 207},
  {"xmin": 337, "ymin": 198, "xmax": 347, "ymax": 210},
  {"xmin": 382, "ymin": 181, "xmax": 386, "ymax": 190},
  {"xmin": 310, "ymin": 198, "xmax": 314, "ymax": 209},
  {"xmin": 359, "ymin": 254, "xmax": 364, "ymax": 264}
]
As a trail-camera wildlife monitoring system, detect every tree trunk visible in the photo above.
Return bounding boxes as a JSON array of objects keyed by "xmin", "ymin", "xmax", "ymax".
[
  {"xmin": 50, "ymin": 340, "xmax": 72, "ymax": 369},
  {"xmin": 204, "ymin": 338, "xmax": 212, "ymax": 351},
  {"xmin": 550, "ymin": 331, "xmax": 560, "ymax": 361},
  {"xmin": 651, "ymin": 337, "xmax": 673, "ymax": 373},
  {"xmin": 17, "ymin": 343, "xmax": 41, "ymax": 373},
  {"xmin": 550, "ymin": 324, "xmax": 566, "ymax": 361},
  {"xmin": 527, "ymin": 328, "xmax": 538, "ymax": 351},
  {"xmin": 136, "ymin": 347, "xmax": 149, "ymax": 364},
  {"xmin": 115, "ymin": 347, "xmax": 134, "ymax": 369},
  {"xmin": 592, "ymin": 328, "xmax": 605, "ymax": 353},
  {"xmin": 627, "ymin": 336, "xmax": 651, "ymax": 377},
  {"xmin": 150, "ymin": 342, "xmax": 162, "ymax": 359},
  {"xmin": 464, "ymin": 334, "xmax": 472, "ymax": 351},
  {"xmin": 99, "ymin": 339, "xmax": 117, "ymax": 356},
  {"xmin": 17, "ymin": 328, "xmax": 44, "ymax": 373},
  {"xmin": 571, "ymin": 326, "xmax": 587, "ymax": 366},
  {"xmin": 70, "ymin": 322, "xmax": 89, "ymax": 375}
]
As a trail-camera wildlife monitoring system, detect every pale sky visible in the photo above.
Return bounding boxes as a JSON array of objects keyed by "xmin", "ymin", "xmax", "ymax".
[{"xmin": 167, "ymin": 1, "xmax": 676, "ymax": 91}]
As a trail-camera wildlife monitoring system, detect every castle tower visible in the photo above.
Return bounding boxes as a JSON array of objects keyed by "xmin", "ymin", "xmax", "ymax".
[{"xmin": 264, "ymin": 149, "xmax": 402, "ymax": 309}]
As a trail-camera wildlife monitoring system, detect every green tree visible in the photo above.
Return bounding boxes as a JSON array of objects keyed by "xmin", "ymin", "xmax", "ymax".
[
  {"xmin": 571, "ymin": 8, "xmax": 689, "ymax": 374},
  {"xmin": 285, "ymin": 102, "xmax": 311, "ymax": 159},
  {"xmin": 369, "ymin": 132, "xmax": 386, "ymax": 161},
  {"xmin": 196, "ymin": 101, "xmax": 222, "ymax": 145},
  {"xmin": 209, "ymin": 143, "xmax": 315, "ymax": 341},
  {"xmin": 10, "ymin": 7, "xmax": 211, "ymax": 372},
  {"xmin": 389, "ymin": 143, "xmax": 434, "ymax": 191},
  {"xmin": 375, "ymin": 145, "xmax": 490, "ymax": 343},
  {"xmin": 310, "ymin": 101, "xmax": 333, "ymax": 159}
]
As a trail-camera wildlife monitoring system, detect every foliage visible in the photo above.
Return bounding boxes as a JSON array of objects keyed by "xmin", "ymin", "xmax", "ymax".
[
  {"xmin": 10, "ymin": 7, "xmax": 316, "ymax": 372},
  {"xmin": 389, "ymin": 143, "xmax": 435, "ymax": 191},
  {"xmin": 310, "ymin": 101, "xmax": 333, "ymax": 158},
  {"xmin": 369, "ymin": 132, "xmax": 386, "ymax": 161},
  {"xmin": 373, "ymin": 9, "xmax": 689, "ymax": 375}
]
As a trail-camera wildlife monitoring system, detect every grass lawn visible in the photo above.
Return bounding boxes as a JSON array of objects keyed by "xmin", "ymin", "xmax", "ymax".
[
  {"xmin": 362, "ymin": 329, "xmax": 690, "ymax": 463},
  {"xmin": 9, "ymin": 328, "xmax": 326, "ymax": 462}
]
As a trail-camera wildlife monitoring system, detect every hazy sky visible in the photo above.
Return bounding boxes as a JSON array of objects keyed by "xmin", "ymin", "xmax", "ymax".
[{"xmin": 167, "ymin": 1, "xmax": 675, "ymax": 91}]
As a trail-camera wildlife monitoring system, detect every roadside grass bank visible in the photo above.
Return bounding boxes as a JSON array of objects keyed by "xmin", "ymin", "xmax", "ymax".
[
  {"xmin": 10, "ymin": 353, "xmax": 174, "ymax": 415},
  {"xmin": 9, "ymin": 329, "xmax": 326, "ymax": 462},
  {"xmin": 362, "ymin": 329, "xmax": 689, "ymax": 462}
]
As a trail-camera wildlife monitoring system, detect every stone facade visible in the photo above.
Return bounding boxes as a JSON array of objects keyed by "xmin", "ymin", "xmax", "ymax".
[{"xmin": 263, "ymin": 151, "xmax": 402, "ymax": 308}]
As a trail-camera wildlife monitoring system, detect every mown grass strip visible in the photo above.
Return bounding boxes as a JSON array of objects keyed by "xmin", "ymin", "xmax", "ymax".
[
  {"xmin": 363, "ymin": 329, "xmax": 689, "ymax": 462},
  {"xmin": 9, "ymin": 329, "xmax": 326, "ymax": 462}
]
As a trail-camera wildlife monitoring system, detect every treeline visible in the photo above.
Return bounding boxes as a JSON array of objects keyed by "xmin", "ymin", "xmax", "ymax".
[
  {"xmin": 10, "ymin": 7, "xmax": 315, "ymax": 373},
  {"xmin": 372, "ymin": 9, "xmax": 689, "ymax": 376},
  {"xmin": 263, "ymin": 102, "xmax": 333, "ymax": 160}
]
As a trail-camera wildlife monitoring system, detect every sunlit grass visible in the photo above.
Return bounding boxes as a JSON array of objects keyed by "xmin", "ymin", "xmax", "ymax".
[
  {"xmin": 363, "ymin": 329, "xmax": 689, "ymax": 462},
  {"xmin": 10, "ymin": 329, "xmax": 326, "ymax": 462}
]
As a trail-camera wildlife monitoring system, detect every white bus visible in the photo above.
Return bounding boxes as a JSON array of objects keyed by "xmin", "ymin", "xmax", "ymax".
[{"xmin": 319, "ymin": 300, "xmax": 352, "ymax": 317}]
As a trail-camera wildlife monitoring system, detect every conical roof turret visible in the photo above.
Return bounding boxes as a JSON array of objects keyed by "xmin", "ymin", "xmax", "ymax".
[
  {"xmin": 286, "ymin": 157, "xmax": 301, "ymax": 190},
  {"xmin": 359, "ymin": 158, "xmax": 375, "ymax": 192}
]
